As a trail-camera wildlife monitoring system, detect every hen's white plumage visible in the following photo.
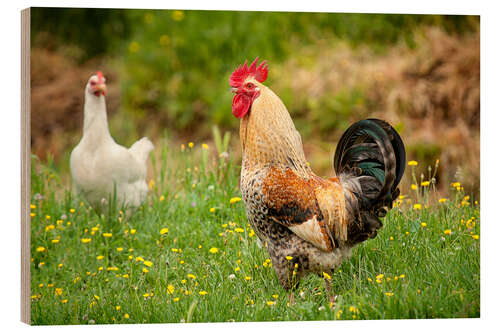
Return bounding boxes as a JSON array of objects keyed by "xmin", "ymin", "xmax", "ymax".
[{"xmin": 70, "ymin": 72, "xmax": 154, "ymax": 209}]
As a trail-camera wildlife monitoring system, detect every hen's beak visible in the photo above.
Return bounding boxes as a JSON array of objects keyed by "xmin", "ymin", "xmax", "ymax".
[{"xmin": 95, "ymin": 84, "xmax": 107, "ymax": 96}]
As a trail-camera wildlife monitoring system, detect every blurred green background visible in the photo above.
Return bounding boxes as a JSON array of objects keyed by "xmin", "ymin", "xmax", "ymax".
[{"xmin": 30, "ymin": 8, "xmax": 480, "ymax": 195}]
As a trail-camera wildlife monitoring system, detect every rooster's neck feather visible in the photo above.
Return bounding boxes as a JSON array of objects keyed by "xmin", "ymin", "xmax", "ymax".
[{"xmin": 240, "ymin": 85, "xmax": 311, "ymax": 176}]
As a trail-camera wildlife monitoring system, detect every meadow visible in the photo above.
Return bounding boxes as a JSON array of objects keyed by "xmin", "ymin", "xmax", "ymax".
[{"xmin": 29, "ymin": 135, "xmax": 480, "ymax": 324}]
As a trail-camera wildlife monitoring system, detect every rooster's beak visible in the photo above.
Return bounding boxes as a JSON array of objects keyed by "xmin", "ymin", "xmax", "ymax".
[{"xmin": 230, "ymin": 87, "xmax": 238, "ymax": 94}]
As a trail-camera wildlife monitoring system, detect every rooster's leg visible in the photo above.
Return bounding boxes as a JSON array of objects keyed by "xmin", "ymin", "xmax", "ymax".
[{"xmin": 324, "ymin": 277, "xmax": 335, "ymax": 306}]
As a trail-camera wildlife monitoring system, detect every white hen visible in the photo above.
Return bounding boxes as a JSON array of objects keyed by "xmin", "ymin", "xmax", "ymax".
[{"xmin": 70, "ymin": 71, "xmax": 154, "ymax": 210}]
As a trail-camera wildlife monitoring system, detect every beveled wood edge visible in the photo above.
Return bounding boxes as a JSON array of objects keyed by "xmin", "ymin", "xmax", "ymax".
[{"xmin": 21, "ymin": 7, "xmax": 31, "ymax": 325}]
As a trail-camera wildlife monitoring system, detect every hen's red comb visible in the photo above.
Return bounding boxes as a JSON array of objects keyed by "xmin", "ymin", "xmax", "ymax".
[
  {"xmin": 96, "ymin": 71, "xmax": 104, "ymax": 83},
  {"xmin": 229, "ymin": 57, "xmax": 268, "ymax": 87}
]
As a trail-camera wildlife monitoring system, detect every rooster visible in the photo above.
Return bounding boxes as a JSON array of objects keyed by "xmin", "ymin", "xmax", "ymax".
[
  {"xmin": 230, "ymin": 58, "xmax": 405, "ymax": 303},
  {"xmin": 70, "ymin": 71, "xmax": 154, "ymax": 211}
]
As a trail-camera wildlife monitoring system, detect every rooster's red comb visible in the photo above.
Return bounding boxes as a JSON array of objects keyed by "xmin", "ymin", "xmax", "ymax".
[{"xmin": 229, "ymin": 57, "xmax": 268, "ymax": 87}]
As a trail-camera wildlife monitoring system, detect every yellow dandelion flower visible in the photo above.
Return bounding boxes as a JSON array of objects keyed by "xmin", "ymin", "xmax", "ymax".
[
  {"xmin": 235, "ymin": 267, "xmax": 240, "ymax": 272},
  {"xmin": 30, "ymin": 204, "xmax": 36, "ymax": 209},
  {"xmin": 272, "ymin": 294, "xmax": 279, "ymax": 299},
  {"xmin": 115, "ymin": 305, "xmax": 121, "ymax": 311},
  {"xmin": 128, "ymin": 41, "xmax": 140, "ymax": 53},
  {"xmin": 143, "ymin": 260, "xmax": 153, "ymax": 267},
  {"xmin": 322, "ymin": 272, "xmax": 332, "ymax": 280},
  {"xmin": 30, "ymin": 213, "xmax": 35, "ymax": 217},
  {"xmin": 142, "ymin": 268, "xmax": 149, "ymax": 273},
  {"xmin": 159, "ymin": 34, "xmax": 170, "ymax": 46},
  {"xmin": 124, "ymin": 313, "xmax": 130, "ymax": 319},
  {"xmin": 36, "ymin": 246, "xmax": 45, "ymax": 252},
  {"xmin": 229, "ymin": 197, "xmax": 242, "ymax": 204},
  {"xmin": 245, "ymin": 276, "xmax": 252, "ymax": 281},
  {"xmin": 173, "ymin": 297, "xmax": 180, "ymax": 302},
  {"xmin": 472, "ymin": 234, "xmax": 479, "ymax": 240},
  {"xmin": 97, "ymin": 255, "xmax": 104, "ymax": 260},
  {"xmin": 202, "ymin": 143, "xmax": 209, "ymax": 150},
  {"xmin": 81, "ymin": 238, "xmax": 91, "ymax": 244},
  {"xmin": 285, "ymin": 256, "xmax": 293, "ymax": 261},
  {"xmin": 385, "ymin": 292, "xmax": 394, "ymax": 296},
  {"xmin": 413, "ymin": 204, "xmax": 422, "ymax": 210},
  {"xmin": 266, "ymin": 301, "xmax": 275, "ymax": 306},
  {"xmin": 421, "ymin": 222, "xmax": 427, "ymax": 228},
  {"xmin": 135, "ymin": 256, "xmax": 144, "ymax": 262},
  {"xmin": 122, "ymin": 274, "xmax": 129, "ymax": 278},
  {"xmin": 408, "ymin": 161, "xmax": 418, "ymax": 166},
  {"xmin": 130, "ymin": 229, "xmax": 136, "ymax": 235},
  {"xmin": 61, "ymin": 299, "xmax": 68, "ymax": 304},
  {"xmin": 443, "ymin": 229, "xmax": 452, "ymax": 235},
  {"xmin": 411, "ymin": 184, "xmax": 418, "ymax": 190},
  {"xmin": 399, "ymin": 274, "xmax": 405, "ymax": 279},
  {"xmin": 103, "ymin": 233, "xmax": 112, "ymax": 238},
  {"xmin": 199, "ymin": 291, "xmax": 208, "ymax": 296},
  {"xmin": 188, "ymin": 142, "xmax": 194, "ymax": 148},
  {"xmin": 438, "ymin": 198, "xmax": 448, "ymax": 203},
  {"xmin": 116, "ymin": 247, "xmax": 123, "ymax": 252},
  {"xmin": 367, "ymin": 277, "xmax": 373, "ymax": 282},
  {"xmin": 69, "ymin": 208, "xmax": 75, "ymax": 214},
  {"xmin": 172, "ymin": 10, "xmax": 185, "ymax": 21},
  {"xmin": 235, "ymin": 228, "xmax": 244, "ymax": 233},
  {"xmin": 209, "ymin": 207, "xmax": 216, "ymax": 213},
  {"xmin": 94, "ymin": 295, "xmax": 100, "ymax": 300},
  {"xmin": 55, "ymin": 288, "xmax": 63, "ymax": 296},
  {"xmin": 376, "ymin": 274, "xmax": 384, "ymax": 280},
  {"xmin": 389, "ymin": 236, "xmax": 394, "ymax": 240},
  {"xmin": 187, "ymin": 273, "xmax": 196, "ymax": 280},
  {"xmin": 167, "ymin": 285, "xmax": 175, "ymax": 294},
  {"xmin": 337, "ymin": 310, "xmax": 343, "ymax": 319},
  {"xmin": 421, "ymin": 181, "xmax": 430, "ymax": 187}
]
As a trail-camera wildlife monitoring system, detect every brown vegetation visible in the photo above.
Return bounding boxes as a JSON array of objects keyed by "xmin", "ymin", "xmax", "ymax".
[
  {"xmin": 274, "ymin": 27, "xmax": 479, "ymax": 195},
  {"xmin": 30, "ymin": 27, "xmax": 479, "ymax": 196},
  {"xmin": 30, "ymin": 48, "xmax": 120, "ymax": 161}
]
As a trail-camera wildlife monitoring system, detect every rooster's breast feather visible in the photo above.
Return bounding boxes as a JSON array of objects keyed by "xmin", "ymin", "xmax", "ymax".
[{"xmin": 261, "ymin": 167, "xmax": 347, "ymax": 252}]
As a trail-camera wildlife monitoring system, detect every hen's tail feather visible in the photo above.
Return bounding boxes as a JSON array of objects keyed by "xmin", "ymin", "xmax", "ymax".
[
  {"xmin": 334, "ymin": 119, "xmax": 406, "ymax": 217},
  {"xmin": 129, "ymin": 137, "xmax": 154, "ymax": 165}
]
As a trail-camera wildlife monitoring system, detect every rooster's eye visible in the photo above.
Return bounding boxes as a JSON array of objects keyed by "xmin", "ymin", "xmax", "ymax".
[{"xmin": 246, "ymin": 83, "xmax": 254, "ymax": 89}]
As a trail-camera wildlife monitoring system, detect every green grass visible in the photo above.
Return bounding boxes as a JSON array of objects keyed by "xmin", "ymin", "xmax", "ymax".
[{"xmin": 29, "ymin": 140, "xmax": 480, "ymax": 324}]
